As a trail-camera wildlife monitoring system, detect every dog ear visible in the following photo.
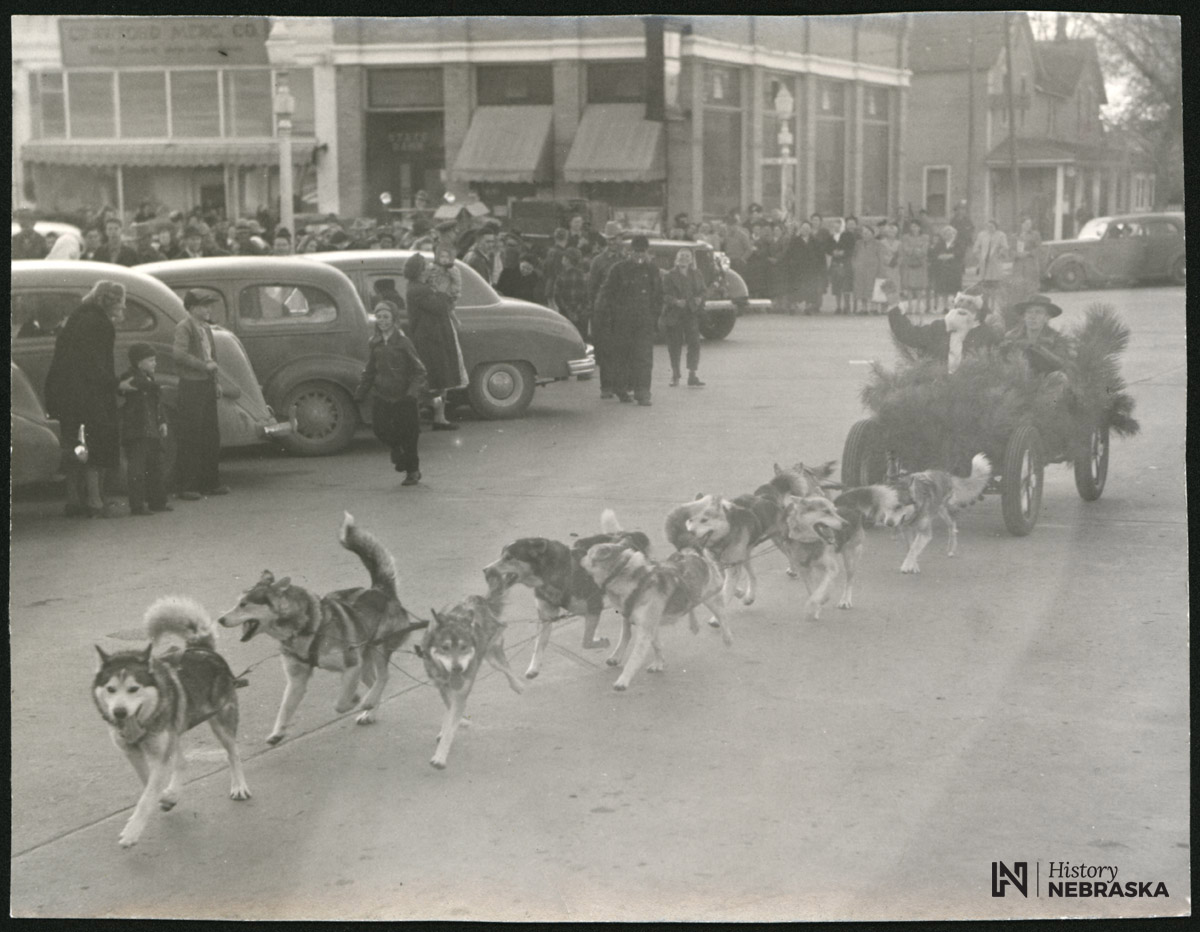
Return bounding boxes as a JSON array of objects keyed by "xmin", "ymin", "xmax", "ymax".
[
  {"xmin": 693, "ymin": 492, "xmax": 704, "ymax": 500},
  {"xmin": 275, "ymin": 577, "xmax": 291, "ymax": 591},
  {"xmin": 95, "ymin": 645, "xmax": 110, "ymax": 664},
  {"xmin": 259, "ymin": 569, "xmax": 275, "ymax": 585},
  {"xmin": 773, "ymin": 463, "xmax": 784, "ymax": 476},
  {"xmin": 429, "ymin": 609, "xmax": 441, "ymax": 626},
  {"xmin": 140, "ymin": 643, "xmax": 154, "ymax": 661}
]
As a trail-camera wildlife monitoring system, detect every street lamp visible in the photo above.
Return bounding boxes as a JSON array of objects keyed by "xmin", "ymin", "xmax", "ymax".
[
  {"xmin": 773, "ymin": 83, "xmax": 796, "ymax": 218},
  {"xmin": 272, "ymin": 21, "xmax": 297, "ymax": 238}
]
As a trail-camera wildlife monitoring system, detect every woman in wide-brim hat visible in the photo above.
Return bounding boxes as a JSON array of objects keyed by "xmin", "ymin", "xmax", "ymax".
[{"xmin": 1003, "ymin": 294, "xmax": 1072, "ymax": 377}]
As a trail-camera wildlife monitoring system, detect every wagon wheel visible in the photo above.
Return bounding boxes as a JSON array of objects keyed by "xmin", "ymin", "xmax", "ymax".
[
  {"xmin": 1073, "ymin": 423, "xmax": 1109, "ymax": 502},
  {"xmin": 1001, "ymin": 424, "xmax": 1044, "ymax": 536},
  {"xmin": 842, "ymin": 419, "xmax": 888, "ymax": 487}
]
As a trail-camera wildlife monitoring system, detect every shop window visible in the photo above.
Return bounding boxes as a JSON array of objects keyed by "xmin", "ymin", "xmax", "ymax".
[
  {"xmin": 119, "ymin": 72, "xmax": 168, "ymax": 138},
  {"xmin": 863, "ymin": 85, "xmax": 890, "ymax": 121},
  {"xmin": 238, "ymin": 284, "xmax": 338, "ymax": 325},
  {"xmin": 817, "ymin": 79, "xmax": 845, "ymax": 117},
  {"xmin": 703, "ymin": 109, "xmax": 742, "ymax": 217},
  {"xmin": 476, "ymin": 65, "xmax": 552, "ymax": 106},
  {"xmin": 224, "ymin": 70, "xmax": 274, "ymax": 137},
  {"xmin": 67, "ymin": 72, "xmax": 115, "ymax": 138},
  {"xmin": 814, "ymin": 119, "xmax": 846, "ymax": 215},
  {"xmin": 368, "ymin": 68, "xmax": 444, "ymax": 110},
  {"xmin": 170, "ymin": 71, "xmax": 220, "ymax": 137},
  {"xmin": 924, "ymin": 166, "xmax": 949, "ymax": 217},
  {"xmin": 289, "ymin": 68, "xmax": 316, "ymax": 136},
  {"xmin": 705, "ymin": 65, "xmax": 741, "ymax": 106},
  {"xmin": 587, "ymin": 62, "xmax": 645, "ymax": 104},
  {"xmin": 32, "ymin": 73, "xmax": 66, "ymax": 138},
  {"xmin": 861, "ymin": 122, "xmax": 890, "ymax": 218}
]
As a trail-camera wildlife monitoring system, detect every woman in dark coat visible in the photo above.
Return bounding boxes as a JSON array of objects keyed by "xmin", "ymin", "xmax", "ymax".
[
  {"xmin": 44, "ymin": 280, "xmax": 126, "ymax": 517},
  {"xmin": 929, "ymin": 225, "xmax": 967, "ymax": 312},
  {"xmin": 404, "ymin": 253, "xmax": 464, "ymax": 430}
]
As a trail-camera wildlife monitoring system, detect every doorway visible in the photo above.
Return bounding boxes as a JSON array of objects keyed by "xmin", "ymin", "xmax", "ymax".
[{"xmin": 365, "ymin": 111, "xmax": 445, "ymax": 216}]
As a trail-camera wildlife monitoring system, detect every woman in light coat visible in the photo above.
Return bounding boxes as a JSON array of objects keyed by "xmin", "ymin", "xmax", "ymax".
[
  {"xmin": 972, "ymin": 219, "xmax": 1010, "ymax": 282},
  {"xmin": 899, "ymin": 219, "xmax": 931, "ymax": 312},
  {"xmin": 851, "ymin": 224, "xmax": 884, "ymax": 315}
]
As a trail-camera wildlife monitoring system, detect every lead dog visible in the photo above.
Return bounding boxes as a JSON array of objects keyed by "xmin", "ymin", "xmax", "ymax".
[
  {"xmin": 482, "ymin": 522, "xmax": 651, "ymax": 679},
  {"xmin": 421, "ymin": 590, "xmax": 524, "ymax": 769},
  {"xmin": 581, "ymin": 512, "xmax": 729, "ymax": 691},
  {"xmin": 93, "ymin": 597, "xmax": 251, "ymax": 848},
  {"xmin": 837, "ymin": 454, "xmax": 992, "ymax": 573},
  {"xmin": 782, "ymin": 495, "xmax": 865, "ymax": 619},
  {"xmin": 218, "ymin": 513, "xmax": 423, "ymax": 744},
  {"xmin": 680, "ymin": 460, "xmax": 840, "ymax": 606}
]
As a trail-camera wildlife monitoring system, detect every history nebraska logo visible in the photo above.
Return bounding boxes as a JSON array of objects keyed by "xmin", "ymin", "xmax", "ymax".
[{"xmin": 991, "ymin": 861, "xmax": 1170, "ymax": 899}]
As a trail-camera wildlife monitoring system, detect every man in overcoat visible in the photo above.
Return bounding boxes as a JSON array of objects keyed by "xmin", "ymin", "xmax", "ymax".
[{"xmin": 596, "ymin": 235, "xmax": 663, "ymax": 406}]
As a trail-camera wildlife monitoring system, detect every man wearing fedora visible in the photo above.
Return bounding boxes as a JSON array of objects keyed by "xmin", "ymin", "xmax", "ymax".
[
  {"xmin": 12, "ymin": 206, "xmax": 48, "ymax": 259},
  {"xmin": 587, "ymin": 221, "xmax": 628, "ymax": 399},
  {"xmin": 172, "ymin": 290, "xmax": 230, "ymax": 500},
  {"xmin": 1003, "ymin": 294, "xmax": 1074, "ymax": 378}
]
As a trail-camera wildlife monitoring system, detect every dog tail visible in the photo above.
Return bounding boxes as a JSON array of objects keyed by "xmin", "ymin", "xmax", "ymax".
[
  {"xmin": 951, "ymin": 454, "xmax": 993, "ymax": 508},
  {"xmin": 145, "ymin": 596, "xmax": 217, "ymax": 651},
  {"xmin": 340, "ymin": 512, "xmax": 399, "ymax": 599},
  {"xmin": 600, "ymin": 508, "xmax": 622, "ymax": 535}
]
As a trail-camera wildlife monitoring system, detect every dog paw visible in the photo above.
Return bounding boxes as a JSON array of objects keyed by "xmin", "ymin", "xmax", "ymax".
[
  {"xmin": 707, "ymin": 618, "xmax": 721, "ymax": 629},
  {"xmin": 612, "ymin": 682, "xmax": 628, "ymax": 692},
  {"xmin": 583, "ymin": 637, "xmax": 611, "ymax": 649},
  {"xmin": 786, "ymin": 569, "xmax": 799, "ymax": 579},
  {"xmin": 605, "ymin": 657, "xmax": 620, "ymax": 667},
  {"xmin": 742, "ymin": 596, "xmax": 756, "ymax": 606},
  {"xmin": 158, "ymin": 796, "xmax": 178, "ymax": 812},
  {"xmin": 648, "ymin": 662, "xmax": 665, "ymax": 673},
  {"xmin": 430, "ymin": 758, "xmax": 447, "ymax": 770},
  {"xmin": 355, "ymin": 710, "xmax": 376, "ymax": 725},
  {"xmin": 118, "ymin": 828, "xmax": 140, "ymax": 848},
  {"xmin": 837, "ymin": 600, "xmax": 852, "ymax": 610},
  {"xmin": 230, "ymin": 785, "xmax": 252, "ymax": 801},
  {"xmin": 266, "ymin": 732, "xmax": 286, "ymax": 746},
  {"xmin": 524, "ymin": 669, "xmax": 540, "ymax": 680}
]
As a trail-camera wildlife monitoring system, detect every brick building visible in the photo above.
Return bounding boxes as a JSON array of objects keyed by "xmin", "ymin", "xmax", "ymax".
[
  {"xmin": 904, "ymin": 11, "xmax": 1155, "ymax": 240},
  {"xmin": 13, "ymin": 15, "xmax": 911, "ymax": 229}
]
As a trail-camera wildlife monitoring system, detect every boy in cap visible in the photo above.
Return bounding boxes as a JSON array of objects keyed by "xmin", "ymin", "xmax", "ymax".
[{"xmin": 118, "ymin": 343, "xmax": 171, "ymax": 515}]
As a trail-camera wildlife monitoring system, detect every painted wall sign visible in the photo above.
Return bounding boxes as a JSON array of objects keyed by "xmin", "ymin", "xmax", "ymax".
[{"xmin": 59, "ymin": 17, "xmax": 270, "ymax": 68}]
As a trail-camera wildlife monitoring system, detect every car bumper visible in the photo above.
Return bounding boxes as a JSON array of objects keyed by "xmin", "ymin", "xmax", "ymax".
[
  {"xmin": 261, "ymin": 407, "xmax": 297, "ymax": 440},
  {"xmin": 569, "ymin": 353, "xmax": 596, "ymax": 380},
  {"xmin": 708, "ymin": 298, "xmax": 772, "ymax": 314}
]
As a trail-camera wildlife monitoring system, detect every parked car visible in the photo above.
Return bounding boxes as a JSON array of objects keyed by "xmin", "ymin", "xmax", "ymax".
[
  {"xmin": 11, "ymin": 260, "xmax": 292, "ymax": 481},
  {"xmin": 628, "ymin": 236, "xmax": 772, "ymax": 340},
  {"xmin": 11, "ymin": 362, "xmax": 63, "ymax": 486},
  {"xmin": 310, "ymin": 250, "xmax": 595, "ymax": 422},
  {"xmin": 11, "ymin": 220, "xmax": 82, "ymax": 242},
  {"xmin": 1041, "ymin": 212, "xmax": 1185, "ymax": 290},
  {"xmin": 142, "ymin": 256, "xmax": 374, "ymax": 456}
]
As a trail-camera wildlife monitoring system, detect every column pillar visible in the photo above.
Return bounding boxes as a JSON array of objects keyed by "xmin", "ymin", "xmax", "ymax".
[
  {"xmin": 803, "ymin": 72, "xmax": 817, "ymax": 217},
  {"xmin": 852, "ymin": 81, "xmax": 864, "ymax": 216},
  {"xmin": 312, "ymin": 62, "xmax": 340, "ymax": 215},
  {"xmin": 691, "ymin": 57, "xmax": 703, "ymax": 219}
]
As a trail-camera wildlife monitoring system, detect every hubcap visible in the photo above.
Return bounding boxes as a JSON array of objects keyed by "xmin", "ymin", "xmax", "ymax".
[
  {"xmin": 487, "ymin": 369, "xmax": 516, "ymax": 401},
  {"xmin": 296, "ymin": 391, "xmax": 337, "ymax": 438}
]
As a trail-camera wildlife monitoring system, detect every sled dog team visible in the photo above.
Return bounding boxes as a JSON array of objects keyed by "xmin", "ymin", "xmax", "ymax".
[{"xmin": 95, "ymin": 455, "xmax": 992, "ymax": 846}]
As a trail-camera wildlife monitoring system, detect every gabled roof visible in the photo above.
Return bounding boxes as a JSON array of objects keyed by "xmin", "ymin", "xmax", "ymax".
[
  {"xmin": 984, "ymin": 136, "xmax": 1124, "ymax": 167},
  {"xmin": 907, "ymin": 12, "xmax": 1011, "ymax": 73},
  {"xmin": 1035, "ymin": 38, "xmax": 1107, "ymax": 104}
]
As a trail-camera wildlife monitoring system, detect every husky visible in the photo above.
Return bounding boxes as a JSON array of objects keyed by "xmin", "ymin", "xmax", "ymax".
[
  {"xmin": 218, "ymin": 513, "xmax": 423, "ymax": 744},
  {"xmin": 680, "ymin": 460, "xmax": 840, "ymax": 606},
  {"xmin": 93, "ymin": 597, "xmax": 251, "ymax": 848},
  {"xmin": 840, "ymin": 454, "xmax": 992, "ymax": 573},
  {"xmin": 781, "ymin": 495, "xmax": 866, "ymax": 619},
  {"xmin": 421, "ymin": 590, "xmax": 524, "ymax": 769},
  {"xmin": 482, "ymin": 522, "xmax": 651, "ymax": 680},
  {"xmin": 581, "ymin": 511, "xmax": 730, "ymax": 692}
]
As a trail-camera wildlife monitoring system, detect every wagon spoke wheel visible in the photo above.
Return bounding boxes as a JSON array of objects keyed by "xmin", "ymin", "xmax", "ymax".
[
  {"xmin": 1073, "ymin": 424, "xmax": 1109, "ymax": 502},
  {"xmin": 1001, "ymin": 424, "xmax": 1044, "ymax": 536},
  {"xmin": 841, "ymin": 419, "xmax": 887, "ymax": 487}
]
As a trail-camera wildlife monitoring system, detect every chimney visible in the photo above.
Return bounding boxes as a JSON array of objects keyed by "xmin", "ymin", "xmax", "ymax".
[{"xmin": 1055, "ymin": 13, "xmax": 1068, "ymax": 42}]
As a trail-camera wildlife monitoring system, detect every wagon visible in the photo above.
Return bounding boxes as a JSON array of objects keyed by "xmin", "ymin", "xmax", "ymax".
[{"xmin": 841, "ymin": 304, "xmax": 1139, "ymax": 536}]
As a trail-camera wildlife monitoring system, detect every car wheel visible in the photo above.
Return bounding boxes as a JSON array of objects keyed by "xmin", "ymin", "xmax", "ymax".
[
  {"xmin": 1052, "ymin": 261, "xmax": 1086, "ymax": 291},
  {"xmin": 1073, "ymin": 424, "xmax": 1109, "ymax": 502},
  {"xmin": 468, "ymin": 361, "xmax": 535, "ymax": 419},
  {"xmin": 279, "ymin": 381, "xmax": 359, "ymax": 456},
  {"xmin": 1170, "ymin": 255, "xmax": 1185, "ymax": 286},
  {"xmin": 699, "ymin": 309, "xmax": 737, "ymax": 341},
  {"xmin": 1000, "ymin": 424, "xmax": 1044, "ymax": 536}
]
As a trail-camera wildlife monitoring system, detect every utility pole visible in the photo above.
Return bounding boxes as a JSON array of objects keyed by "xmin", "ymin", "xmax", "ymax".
[
  {"xmin": 1004, "ymin": 12, "xmax": 1020, "ymax": 230},
  {"xmin": 966, "ymin": 16, "xmax": 975, "ymax": 215}
]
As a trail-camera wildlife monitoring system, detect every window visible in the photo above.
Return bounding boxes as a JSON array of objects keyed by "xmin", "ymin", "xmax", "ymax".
[
  {"xmin": 1142, "ymin": 219, "xmax": 1179, "ymax": 238},
  {"xmin": 924, "ymin": 167, "xmax": 949, "ymax": 217},
  {"xmin": 368, "ymin": 68, "xmax": 444, "ymax": 109},
  {"xmin": 587, "ymin": 62, "xmax": 645, "ymax": 104},
  {"xmin": 476, "ymin": 65, "xmax": 552, "ymax": 106},
  {"xmin": 815, "ymin": 81, "xmax": 847, "ymax": 215},
  {"xmin": 238, "ymin": 285, "xmax": 338, "ymax": 325},
  {"xmin": 67, "ymin": 72, "xmax": 115, "ymax": 137},
  {"xmin": 11, "ymin": 291, "xmax": 78, "ymax": 339},
  {"xmin": 170, "ymin": 71, "xmax": 220, "ymax": 137},
  {"xmin": 170, "ymin": 287, "xmax": 229, "ymax": 327},
  {"xmin": 365, "ymin": 275, "xmax": 409, "ymax": 325},
  {"xmin": 705, "ymin": 65, "xmax": 741, "ymax": 106},
  {"xmin": 224, "ymin": 70, "xmax": 273, "ymax": 137},
  {"xmin": 704, "ymin": 110, "xmax": 742, "ymax": 218},
  {"xmin": 115, "ymin": 298, "xmax": 157, "ymax": 333},
  {"xmin": 861, "ymin": 86, "xmax": 891, "ymax": 217},
  {"xmin": 119, "ymin": 72, "xmax": 168, "ymax": 138},
  {"xmin": 817, "ymin": 79, "xmax": 845, "ymax": 117},
  {"xmin": 31, "ymin": 73, "xmax": 66, "ymax": 138}
]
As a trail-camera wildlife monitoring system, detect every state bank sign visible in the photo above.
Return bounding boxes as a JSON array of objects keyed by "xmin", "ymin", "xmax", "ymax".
[{"xmin": 59, "ymin": 17, "xmax": 270, "ymax": 68}]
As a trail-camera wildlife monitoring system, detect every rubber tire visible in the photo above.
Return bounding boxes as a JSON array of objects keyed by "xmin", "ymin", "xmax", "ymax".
[
  {"xmin": 1001, "ymin": 424, "xmax": 1044, "ymax": 536},
  {"xmin": 1073, "ymin": 424, "xmax": 1109, "ymax": 502},
  {"xmin": 1170, "ymin": 255, "xmax": 1185, "ymax": 286},
  {"xmin": 278, "ymin": 381, "xmax": 359, "ymax": 456},
  {"xmin": 842, "ymin": 418, "xmax": 888, "ymax": 487},
  {"xmin": 699, "ymin": 309, "xmax": 737, "ymax": 341},
  {"xmin": 1052, "ymin": 261, "xmax": 1086, "ymax": 291},
  {"xmin": 468, "ymin": 361, "xmax": 536, "ymax": 420}
]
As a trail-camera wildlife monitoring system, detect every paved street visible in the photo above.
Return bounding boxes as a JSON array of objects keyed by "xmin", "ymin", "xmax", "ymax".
[{"xmin": 10, "ymin": 287, "xmax": 1189, "ymax": 920}]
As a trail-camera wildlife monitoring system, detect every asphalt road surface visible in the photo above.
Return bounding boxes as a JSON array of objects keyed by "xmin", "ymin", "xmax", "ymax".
[{"xmin": 10, "ymin": 286, "xmax": 1189, "ymax": 920}]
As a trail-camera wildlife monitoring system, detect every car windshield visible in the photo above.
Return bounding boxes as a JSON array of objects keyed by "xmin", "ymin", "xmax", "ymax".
[{"xmin": 1076, "ymin": 219, "xmax": 1108, "ymax": 240}]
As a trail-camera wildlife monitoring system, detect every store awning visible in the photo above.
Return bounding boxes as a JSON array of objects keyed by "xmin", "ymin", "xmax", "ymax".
[
  {"xmin": 452, "ymin": 106, "xmax": 554, "ymax": 184},
  {"xmin": 21, "ymin": 140, "xmax": 316, "ymax": 168},
  {"xmin": 562, "ymin": 104, "xmax": 665, "ymax": 183}
]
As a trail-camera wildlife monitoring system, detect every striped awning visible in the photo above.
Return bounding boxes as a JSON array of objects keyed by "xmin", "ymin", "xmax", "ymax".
[
  {"xmin": 21, "ymin": 140, "xmax": 316, "ymax": 168},
  {"xmin": 562, "ymin": 104, "xmax": 665, "ymax": 183},
  {"xmin": 452, "ymin": 106, "xmax": 554, "ymax": 184}
]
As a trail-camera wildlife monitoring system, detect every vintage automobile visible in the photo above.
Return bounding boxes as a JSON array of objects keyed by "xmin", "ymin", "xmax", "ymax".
[
  {"xmin": 1041, "ymin": 212, "xmax": 1185, "ymax": 290},
  {"xmin": 628, "ymin": 236, "xmax": 771, "ymax": 340},
  {"xmin": 11, "ymin": 362, "xmax": 63, "ymax": 486},
  {"xmin": 310, "ymin": 250, "xmax": 594, "ymax": 422},
  {"xmin": 11, "ymin": 260, "xmax": 293, "ymax": 482},
  {"xmin": 11, "ymin": 219, "xmax": 82, "ymax": 242}
]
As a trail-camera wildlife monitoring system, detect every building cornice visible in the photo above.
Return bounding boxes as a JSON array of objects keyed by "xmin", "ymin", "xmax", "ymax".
[{"xmin": 329, "ymin": 36, "xmax": 646, "ymax": 67}]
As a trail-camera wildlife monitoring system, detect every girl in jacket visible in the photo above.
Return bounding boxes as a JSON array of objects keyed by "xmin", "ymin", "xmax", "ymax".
[
  {"xmin": 355, "ymin": 300, "xmax": 428, "ymax": 486},
  {"xmin": 662, "ymin": 248, "xmax": 707, "ymax": 387}
]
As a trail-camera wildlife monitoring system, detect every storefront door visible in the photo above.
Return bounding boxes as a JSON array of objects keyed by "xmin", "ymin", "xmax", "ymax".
[{"xmin": 365, "ymin": 112, "xmax": 444, "ymax": 215}]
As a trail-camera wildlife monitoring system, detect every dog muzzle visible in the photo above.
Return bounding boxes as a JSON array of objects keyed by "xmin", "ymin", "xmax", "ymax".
[
  {"xmin": 814, "ymin": 523, "xmax": 838, "ymax": 545},
  {"xmin": 238, "ymin": 618, "xmax": 260, "ymax": 642}
]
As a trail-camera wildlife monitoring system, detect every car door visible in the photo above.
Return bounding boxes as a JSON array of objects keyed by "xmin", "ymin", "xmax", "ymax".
[
  {"xmin": 1092, "ymin": 220, "xmax": 1146, "ymax": 282},
  {"xmin": 1139, "ymin": 218, "xmax": 1183, "ymax": 279},
  {"xmin": 231, "ymin": 280, "xmax": 345, "ymax": 387}
]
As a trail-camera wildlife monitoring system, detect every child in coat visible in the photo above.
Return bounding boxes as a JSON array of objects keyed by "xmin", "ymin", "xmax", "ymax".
[{"xmin": 118, "ymin": 343, "xmax": 171, "ymax": 515}]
